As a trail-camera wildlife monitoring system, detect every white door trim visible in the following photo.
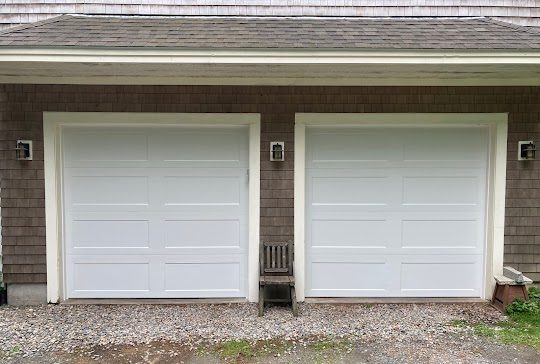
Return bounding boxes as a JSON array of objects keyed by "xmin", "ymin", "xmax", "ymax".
[
  {"xmin": 294, "ymin": 113, "xmax": 508, "ymax": 301},
  {"xmin": 44, "ymin": 112, "xmax": 261, "ymax": 303}
]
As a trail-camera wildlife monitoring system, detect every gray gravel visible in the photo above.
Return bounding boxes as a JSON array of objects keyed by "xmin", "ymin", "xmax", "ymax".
[{"xmin": 0, "ymin": 303, "xmax": 507, "ymax": 359}]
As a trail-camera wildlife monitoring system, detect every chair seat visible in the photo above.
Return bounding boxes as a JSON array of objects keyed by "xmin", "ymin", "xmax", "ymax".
[{"xmin": 259, "ymin": 276, "xmax": 295, "ymax": 285}]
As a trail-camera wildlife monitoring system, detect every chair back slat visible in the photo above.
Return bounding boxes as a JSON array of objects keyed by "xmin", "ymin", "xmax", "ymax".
[
  {"xmin": 261, "ymin": 241, "xmax": 293, "ymax": 275},
  {"xmin": 266, "ymin": 247, "xmax": 271, "ymax": 270}
]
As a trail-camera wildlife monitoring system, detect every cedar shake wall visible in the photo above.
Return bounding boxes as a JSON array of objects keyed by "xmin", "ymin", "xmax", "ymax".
[
  {"xmin": 2, "ymin": 1, "xmax": 540, "ymax": 29},
  {"xmin": 0, "ymin": 84, "xmax": 539, "ymax": 284}
]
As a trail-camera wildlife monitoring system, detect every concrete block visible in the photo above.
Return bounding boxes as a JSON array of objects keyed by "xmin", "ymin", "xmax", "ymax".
[
  {"xmin": 7, "ymin": 283, "xmax": 46, "ymax": 305},
  {"xmin": 504, "ymin": 266, "xmax": 525, "ymax": 283}
]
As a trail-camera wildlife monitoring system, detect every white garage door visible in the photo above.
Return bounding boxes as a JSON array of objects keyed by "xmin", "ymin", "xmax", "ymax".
[
  {"xmin": 306, "ymin": 126, "xmax": 488, "ymax": 297},
  {"xmin": 63, "ymin": 126, "xmax": 249, "ymax": 298}
]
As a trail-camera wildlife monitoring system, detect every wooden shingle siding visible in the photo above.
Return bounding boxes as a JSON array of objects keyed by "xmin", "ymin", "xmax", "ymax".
[
  {"xmin": 1, "ymin": 1, "xmax": 540, "ymax": 29},
  {"xmin": 0, "ymin": 85, "xmax": 539, "ymax": 283}
]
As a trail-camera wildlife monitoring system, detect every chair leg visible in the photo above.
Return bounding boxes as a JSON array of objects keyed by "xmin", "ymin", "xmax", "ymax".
[
  {"xmin": 290, "ymin": 286, "xmax": 298, "ymax": 317},
  {"xmin": 491, "ymin": 283, "xmax": 499, "ymax": 305},
  {"xmin": 522, "ymin": 285, "xmax": 530, "ymax": 301},
  {"xmin": 258, "ymin": 285, "xmax": 265, "ymax": 317},
  {"xmin": 502, "ymin": 284, "xmax": 511, "ymax": 311}
]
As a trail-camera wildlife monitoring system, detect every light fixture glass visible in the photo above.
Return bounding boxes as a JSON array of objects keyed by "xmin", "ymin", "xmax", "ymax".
[
  {"xmin": 15, "ymin": 140, "xmax": 32, "ymax": 161},
  {"xmin": 270, "ymin": 141, "xmax": 285, "ymax": 161},
  {"xmin": 518, "ymin": 140, "xmax": 536, "ymax": 161}
]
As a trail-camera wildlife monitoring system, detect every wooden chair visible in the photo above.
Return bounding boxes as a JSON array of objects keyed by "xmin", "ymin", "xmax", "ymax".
[{"xmin": 259, "ymin": 241, "xmax": 297, "ymax": 317}]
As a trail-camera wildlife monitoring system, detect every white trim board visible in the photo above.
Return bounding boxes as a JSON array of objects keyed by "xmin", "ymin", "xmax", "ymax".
[
  {"xmin": 43, "ymin": 112, "xmax": 261, "ymax": 303},
  {"xmin": 2, "ymin": 49, "xmax": 540, "ymax": 64},
  {"xmin": 1, "ymin": 49, "xmax": 540, "ymax": 86},
  {"xmin": 294, "ymin": 113, "xmax": 508, "ymax": 302}
]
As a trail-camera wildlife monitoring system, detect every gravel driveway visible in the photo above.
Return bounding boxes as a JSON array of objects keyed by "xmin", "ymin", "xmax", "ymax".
[{"xmin": 0, "ymin": 303, "xmax": 537, "ymax": 363}]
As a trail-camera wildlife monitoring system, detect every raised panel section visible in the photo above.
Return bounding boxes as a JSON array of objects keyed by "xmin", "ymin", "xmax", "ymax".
[
  {"xmin": 163, "ymin": 176, "xmax": 240, "ymax": 205},
  {"xmin": 402, "ymin": 220, "xmax": 477, "ymax": 248},
  {"xmin": 312, "ymin": 177, "xmax": 388, "ymax": 205},
  {"xmin": 403, "ymin": 130, "xmax": 485, "ymax": 162},
  {"xmin": 158, "ymin": 131, "xmax": 242, "ymax": 162},
  {"xmin": 311, "ymin": 219, "xmax": 388, "ymax": 248},
  {"xmin": 72, "ymin": 263, "xmax": 150, "ymax": 292},
  {"xmin": 164, "ymin": 220, "xmax": 240, "ymax": 248},
  {"xmin": 70, "ymin": 176, "xmax": 148, "ymax": 205},
  {"xmin": 64, "ymin": 132, "xmax": 148, "ymax": 164},
  {"xmin": 311, "ymin": 262, "xmax": 388, "ymax": 293},
  {"xmin": 164, "ymin": 263, "xmax": 241, "ymax": 292},
  {"xmin": 72, "ymin": 220, "xmax": 149, "ymax": 248},
  {"xmin": 400, "ymin": 262, "xmax": 478, "ymax": 293},
  {"xmin": 310, "ymin": 132, "xmax": 390, "ymax": 162},
  {"xmin": 402, "ymin": 176, "xmax": 478, "ymax": 205}
]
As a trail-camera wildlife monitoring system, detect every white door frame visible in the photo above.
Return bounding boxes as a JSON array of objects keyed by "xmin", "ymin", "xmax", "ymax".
[
  {"xmin": 44, "ymin": 112, "xmax": 261, "ymax": 303},
  {"xmin": 294, "ymin": 113, "xmax": 508, "ymax": 301}
]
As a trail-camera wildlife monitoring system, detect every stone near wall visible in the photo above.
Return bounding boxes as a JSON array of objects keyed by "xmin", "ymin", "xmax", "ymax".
[{"xmin": 7, "ymin": 283, "xmax": 46, "ymax": 305}]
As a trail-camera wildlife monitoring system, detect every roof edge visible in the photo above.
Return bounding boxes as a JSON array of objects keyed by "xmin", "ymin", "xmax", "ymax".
[
  {"xmin": 0, "ymin": 15, "xmax": 70, "ymax": 35},
  {"xmin": 482, "ymin": 18, "xmax": 540, "ymax": 35}
]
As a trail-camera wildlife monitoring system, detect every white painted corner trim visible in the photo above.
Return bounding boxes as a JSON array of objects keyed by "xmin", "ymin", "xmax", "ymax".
[
  {"xmin": 43, "ymin": 112, "xmax": 260, "ymax": 303},
  {"xmin": 294, "ymin": 113, "xmax": 508, "ymax": 302}
]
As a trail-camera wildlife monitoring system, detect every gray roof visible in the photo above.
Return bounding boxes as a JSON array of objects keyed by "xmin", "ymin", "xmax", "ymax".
[{"xmin": 1, "ymin": 14, "xmax": 539, "ymax": 50}]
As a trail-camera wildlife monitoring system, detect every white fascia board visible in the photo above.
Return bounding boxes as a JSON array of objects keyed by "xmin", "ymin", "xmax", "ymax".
[{"xmin": 1, "ymin": 48, "xmax": 540, "ymax": 64}]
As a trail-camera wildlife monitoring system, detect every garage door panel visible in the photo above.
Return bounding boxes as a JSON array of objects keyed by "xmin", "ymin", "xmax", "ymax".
[
  {"xmin": 164, "ymin": 263, "xmax": 242, "ymax": 295},
  {"xmin": 163, "ymin": 219, "xmax": 240, "ymax": 249},
  {"xmin": 402, "ymin": 176, "xmax": 481, "ymax": 205},
  {"xmin": 401, "ymin": 219, "xmax": 479, "ymax": 249},
  {"xmin": 311, "ymin": 177, "xmax": 390, "ymax": 205},
  {"xmin": 163, "ymin": 176, "xmax": 241, "ymax": 206},
  {"xmin": 403, "ymin": 129, "xmax": 487, "ymax": 162},
  {"xmin": 71, "ymin": 220, "xmax": 150, "ymax": 249},
  {"xmin": 309, "ymin": 131, "xmax": 393, "ymax": 163},
  {"xmin": 63, "ymin": 130, "xmax": 149, "ymax": 166},
  {"xmin": 152, "ymin": 130, "xmax": 245, "ymax": 164},
  {"xmin": 311, "ymin": 219, "xmax": 389, "ymax": 249},
  {"xmin": 69, "ymin": 175, "xmax": 149, "ymax": 206},
  {"xmin": 310, "ymin": 261, "xmax": 390, "ymax": 296},
  {"xmin": 64, "ymin": 127, "xmax": 248, "ymax": 169},
  {"xmin": 70, "ymin": 261, "xmax": 150, "ymax": 293},
  {"xmin": 400, "ymin": 260, "xmax": 482, "ymax": 297},
  {"xmin": 306, "ymin": 126, "xmax": 488, "ymax": 298},
  {"xmin": 63, "ymin": 126, "xmax": 249, "ymax": 299}
]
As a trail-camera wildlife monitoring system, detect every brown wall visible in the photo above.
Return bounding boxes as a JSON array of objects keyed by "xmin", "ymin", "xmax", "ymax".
[{"xmin": 0, "ymin": 84, "xmax": 539, "ymax": 284}]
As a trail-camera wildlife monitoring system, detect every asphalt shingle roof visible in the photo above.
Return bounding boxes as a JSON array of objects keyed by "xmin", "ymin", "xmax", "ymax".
[{"xmin": 1, "ymin": 15, "xmax": 539, "ymax": 50}]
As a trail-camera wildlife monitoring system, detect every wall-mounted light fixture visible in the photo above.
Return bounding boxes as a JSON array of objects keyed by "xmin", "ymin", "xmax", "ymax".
[
  {"xmin": 518, "ymin": 141, "xmax": 536, "ymax": 161},
  {"xmin": 15, "ymin": 140, "xmax": 32, "ymax": 161},
  {"xmin": 270, "ymin": 141, "xmax": 285, "ymax": 161}
]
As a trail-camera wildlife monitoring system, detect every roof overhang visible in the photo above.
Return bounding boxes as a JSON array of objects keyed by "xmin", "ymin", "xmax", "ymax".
[{"xmin": 1, "ymin": 48, "xmax": 540, "ymax": 85}]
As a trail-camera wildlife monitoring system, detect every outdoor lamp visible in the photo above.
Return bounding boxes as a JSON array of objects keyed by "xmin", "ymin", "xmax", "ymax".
[
  {"xmin": 270, "ymin": 141, "xmax": 285, "ymax": 161},
  {"xmin": 15, "ymin": 140, "xmax": 32, "ymax": 161},
  {"xmin": 518, "ymin": 141, "xmax": 536, "ymax": 161}
]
